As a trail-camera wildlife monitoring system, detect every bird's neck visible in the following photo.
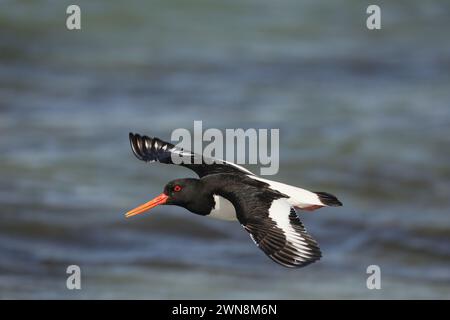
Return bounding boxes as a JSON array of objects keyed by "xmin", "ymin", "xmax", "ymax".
[{"xmin": 184, "ymin": 184, "xmax": 216, "ymax": 216}]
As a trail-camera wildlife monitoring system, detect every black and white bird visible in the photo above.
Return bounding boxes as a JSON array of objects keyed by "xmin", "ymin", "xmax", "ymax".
[{"xmin": 125, "ymin": 133, "xmax": 342, "ymax": 268}]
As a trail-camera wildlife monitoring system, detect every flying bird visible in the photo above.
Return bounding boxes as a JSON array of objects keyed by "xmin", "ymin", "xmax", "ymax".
[{"xmin": 125, "ymin": 133, "xmax": 342, "ymax": 268}]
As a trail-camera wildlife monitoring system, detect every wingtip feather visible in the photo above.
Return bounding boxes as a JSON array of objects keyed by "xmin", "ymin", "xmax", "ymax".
[{"xmin": 129, "ymin": 132, "xmax": 145, "ymax": 161}]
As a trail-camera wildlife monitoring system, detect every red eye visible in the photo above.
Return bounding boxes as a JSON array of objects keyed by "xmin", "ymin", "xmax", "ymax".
[{"xmin": 173, "ymin": 185, "xmax": 182, "ymax": 192}]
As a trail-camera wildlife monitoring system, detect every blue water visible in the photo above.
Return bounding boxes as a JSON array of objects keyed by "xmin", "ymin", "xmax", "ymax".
[{"xmin": 0, "ymin": 0, "xmax": 449, "ymax": 299}]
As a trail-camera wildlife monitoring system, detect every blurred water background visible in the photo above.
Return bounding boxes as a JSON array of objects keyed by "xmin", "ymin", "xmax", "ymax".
[{"xmin": 1, "ymin": 0, "xmax": 449, "ymax": 299}]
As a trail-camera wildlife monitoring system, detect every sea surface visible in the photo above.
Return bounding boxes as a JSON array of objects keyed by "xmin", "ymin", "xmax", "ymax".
[{"xmin": 0, "ymin": 0, "xmax": 449, "ymax": 299}]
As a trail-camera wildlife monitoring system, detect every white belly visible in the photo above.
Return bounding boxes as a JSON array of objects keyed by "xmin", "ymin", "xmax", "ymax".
[{"xmin": 208, "ymin": 195, "xmax": 237, "ymax": 221}]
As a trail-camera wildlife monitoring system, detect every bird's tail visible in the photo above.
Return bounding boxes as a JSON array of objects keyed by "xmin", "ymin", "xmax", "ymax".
[{"xmin": 315, "ymin": 191, "xmax": 343, "ymax": 207}]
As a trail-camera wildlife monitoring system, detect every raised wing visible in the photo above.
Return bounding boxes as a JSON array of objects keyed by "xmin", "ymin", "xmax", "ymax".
[
  {"xmin": 240, "ymin": 198, "xmax": 322, "ymax": 268},
  {"xmin": 129, "ymin": 133, "xmax": 254, "ymax": 178}
]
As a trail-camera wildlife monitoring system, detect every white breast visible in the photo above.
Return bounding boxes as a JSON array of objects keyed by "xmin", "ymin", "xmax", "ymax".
[{"xmin": 208, "ymin": 195, "xmax": 237, "ymax": 221}]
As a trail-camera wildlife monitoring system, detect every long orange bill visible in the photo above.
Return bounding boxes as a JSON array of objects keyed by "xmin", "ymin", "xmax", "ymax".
[{"xmin": 125, "ymin": 193, "xmax": 169, "ymax": 218}]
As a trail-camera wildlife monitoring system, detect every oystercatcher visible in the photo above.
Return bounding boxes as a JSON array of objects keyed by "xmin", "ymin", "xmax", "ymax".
[{"xmin": 125, "ymin": 133, "xmax": 342, "ymax": 268}]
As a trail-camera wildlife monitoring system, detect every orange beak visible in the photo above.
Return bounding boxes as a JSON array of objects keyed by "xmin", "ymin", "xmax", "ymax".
[{"xmin": 125, "ymin": 193, "xmax": 169, "ymax": 218}]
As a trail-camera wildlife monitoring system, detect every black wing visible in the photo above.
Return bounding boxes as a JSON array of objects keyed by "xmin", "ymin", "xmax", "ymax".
[
  {"xmin": 238, "ymin": 195, "xmax": 322, "ymax": 268},
  {"xmin": 129, "ymin": 133, "xmax": 254, "ymax": 178}
]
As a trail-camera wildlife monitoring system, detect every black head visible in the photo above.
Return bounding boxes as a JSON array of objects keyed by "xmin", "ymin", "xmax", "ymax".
[
  {"xmin": 163, "ymin": 178, "xmax": 201, "ymax": 206},
  {"xmin": 125, "ymin": 178, "xmax": 214, "ymax": 218}
]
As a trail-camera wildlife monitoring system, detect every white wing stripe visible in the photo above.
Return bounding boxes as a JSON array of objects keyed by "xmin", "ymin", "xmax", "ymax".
[
  {"xmin": 267, "ymin": 199, "xmax": 317, "ymax": 257},
  {"xmin": 248, "ymin": 175, "xmax": 324, "ymax": 208}
]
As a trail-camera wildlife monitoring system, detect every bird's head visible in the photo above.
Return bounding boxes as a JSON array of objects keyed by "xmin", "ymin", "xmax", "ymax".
[{"xmin": 125, "ymin": 178, "xmax": 210, "ymax": 218}]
